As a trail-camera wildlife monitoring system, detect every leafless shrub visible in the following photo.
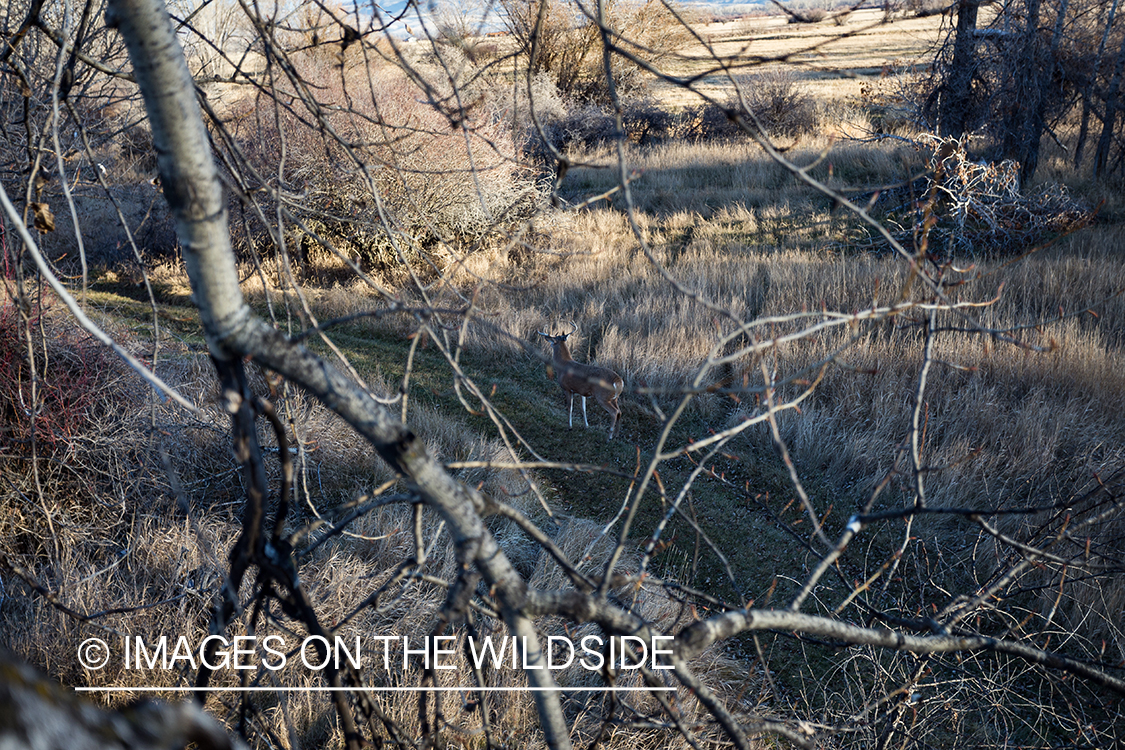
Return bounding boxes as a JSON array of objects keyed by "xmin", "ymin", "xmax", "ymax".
[
  {"xmin": 664, "ymin": 72, "xmax": 819, "ymax": 143},
  {"xmin": 856, "ymin": 74, "xmax": 926, "ymax": 135},
  {"xmin": 735, "ymin": 71, "xmax": 821, "ymax": 139},
  {"xmin": 500, "ymin": 0, "xmax": 593, "ymax": 95},
  {"xmin": 490, "ymin": 71, "xmax": 572, "ymax": 162},
  {"xmin": 673, "ymin": 102, "xmax": 743, "ymax": 141},
  {"xmin": 0, "ymin": 292, "xmax": 216, "ymax": 687},
  {"xmin": 500, "ymin": 0, "xmax": 696, "ymax": 105},
  {"xmin": 904, "ymin": 0, "xmax": 950, "ymax": 17},
  {"xmin": 865, "ymin": 137, "xmax": 1094, "ymax": 254},
  {"xmin": 0, "ymin": 290, "xmax": 140, "ymax": 468},
  {"xmin": 221, "ymin": 48, "xmax": 543, "ymax": 282},
  {"xmin": 528, "ymin": 102, "xmax": 619, "ymax": 157},
  {"xmin": 620, "ymin": 101, "xmax": 680, "ymax": 145},
  {"xmin": 788, "ymin": 7, "xmax": 827, "ymax": 23},
  {"xmin": 530, "ymin": 98, "xmax": 689, "ymax": 156}
]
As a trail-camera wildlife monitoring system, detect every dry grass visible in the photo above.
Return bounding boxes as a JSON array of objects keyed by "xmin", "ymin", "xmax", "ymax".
[
  {"xmin": 438, "ymin": 172, "xmax": 1125, "ymax": 677},
  {"xmin": 0, "ymin": 290, "xmax": 753, "ymax": 748},
  {"xmin": 554, "ymin": 132, "xmax": 923, "ymax": 216},
  {"xmin": 4, "ymin": 2, "xmax": 1124, "ymax": 747},
  {"xmin": 652, "ymin": 8, "xmax": 942, "ymax": 109},
  {"xmin": 451, "ymin": 210, "xmax": 1125, "ymax": 511}
]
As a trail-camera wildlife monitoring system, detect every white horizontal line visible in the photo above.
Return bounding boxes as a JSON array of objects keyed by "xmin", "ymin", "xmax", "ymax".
[{"xmin": 75, "ymin": 686, "xmax": 675, "ymax": 693}]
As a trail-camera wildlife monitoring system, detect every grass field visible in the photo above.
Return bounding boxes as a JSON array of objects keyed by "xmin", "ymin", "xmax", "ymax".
[{"xmin": 2, "ymin": 2, "xmax": 1123, "ymax": 747}]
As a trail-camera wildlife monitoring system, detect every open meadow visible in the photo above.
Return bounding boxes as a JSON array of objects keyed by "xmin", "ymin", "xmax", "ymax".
[{"xmin": 1, "ymin": 0, "xmax": 1123, "ymax": 748}]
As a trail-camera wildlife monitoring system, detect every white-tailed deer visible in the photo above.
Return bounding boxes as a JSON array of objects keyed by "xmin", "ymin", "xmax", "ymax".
[{"xmin": 538, "ymin": 323, "xmax": 624, "ymax": 440}]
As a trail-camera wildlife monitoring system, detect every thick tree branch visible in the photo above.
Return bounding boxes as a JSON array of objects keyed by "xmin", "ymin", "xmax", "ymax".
[
  {"xmin": 104, "ymin": 0, "xmax": 571, "ymax": 746},
  {"xmin": 674, "ymin": 609, "xmax": 1125, "ymax": 695}
]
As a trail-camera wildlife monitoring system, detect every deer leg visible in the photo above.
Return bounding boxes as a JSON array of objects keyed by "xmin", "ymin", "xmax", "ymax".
[
  {"xmin": 599, "ymin": 391, "xmax": 621, "ymax": 441},
  {"xmin": 567, "ymin": 392, "xmax": 574, "ymax": 429},
  {"xmin": 581, "ymin": 396, "xmax": 589, "ymax": 427}
]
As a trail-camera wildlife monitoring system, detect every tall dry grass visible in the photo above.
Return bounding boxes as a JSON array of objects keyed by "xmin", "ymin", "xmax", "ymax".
[
  {"xmin": 556, "ymin": 134, "xmax": 921, "ymax": 217},
  {"xmin": 78, "ymin": 62, "xmax": 1118, "ymax": 740},
  {"xmin": 457, "ymin": 210, "xmax": 1125, "ymax": 482},
  {"xmin": 0, "ymin": 288, "xmax": 755, "ymax": 747},
  {"xmin": 438, "ymin": 178, "xmax": 1125, "ymax": 666},
  {"xmin": 4, "ymin": 2, "xmax": 1121, "ymax": 744}
]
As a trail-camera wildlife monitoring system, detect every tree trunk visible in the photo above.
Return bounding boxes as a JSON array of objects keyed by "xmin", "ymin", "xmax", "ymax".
[
  {"xmin": 998, "ymin": 0, "xmax": 1043, "ymax": 183},
  {"xmin": 940, "ymin": 0, "xmax": 980, "ymax": 137},
  {"xmin": 1075, "ymin": 0, "xmax": 1119, "ymax": 166},
  {"xmin": 1095, "ymin": 39, "xmax": 1125, "ymax": 177},
  {"xmin": 1020, "ymin": 0, "xmax": 1069, "ymax": 183}
]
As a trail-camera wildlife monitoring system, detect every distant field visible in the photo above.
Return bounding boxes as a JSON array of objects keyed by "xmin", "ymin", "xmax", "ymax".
[{"xmin": 651, "ymin": 8, "xmax": 944, "ymax": 106}]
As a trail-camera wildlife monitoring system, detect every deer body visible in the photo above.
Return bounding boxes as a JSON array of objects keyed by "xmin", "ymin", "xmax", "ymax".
[{"xmin": 539, "ymin": 325, "xmax": 624, "ymax": 440}]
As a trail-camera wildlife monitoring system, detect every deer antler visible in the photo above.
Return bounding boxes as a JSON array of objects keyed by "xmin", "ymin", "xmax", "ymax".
[{"xmin": 537, "ymin": 322, "xmax": 577, "ymax": 338}]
